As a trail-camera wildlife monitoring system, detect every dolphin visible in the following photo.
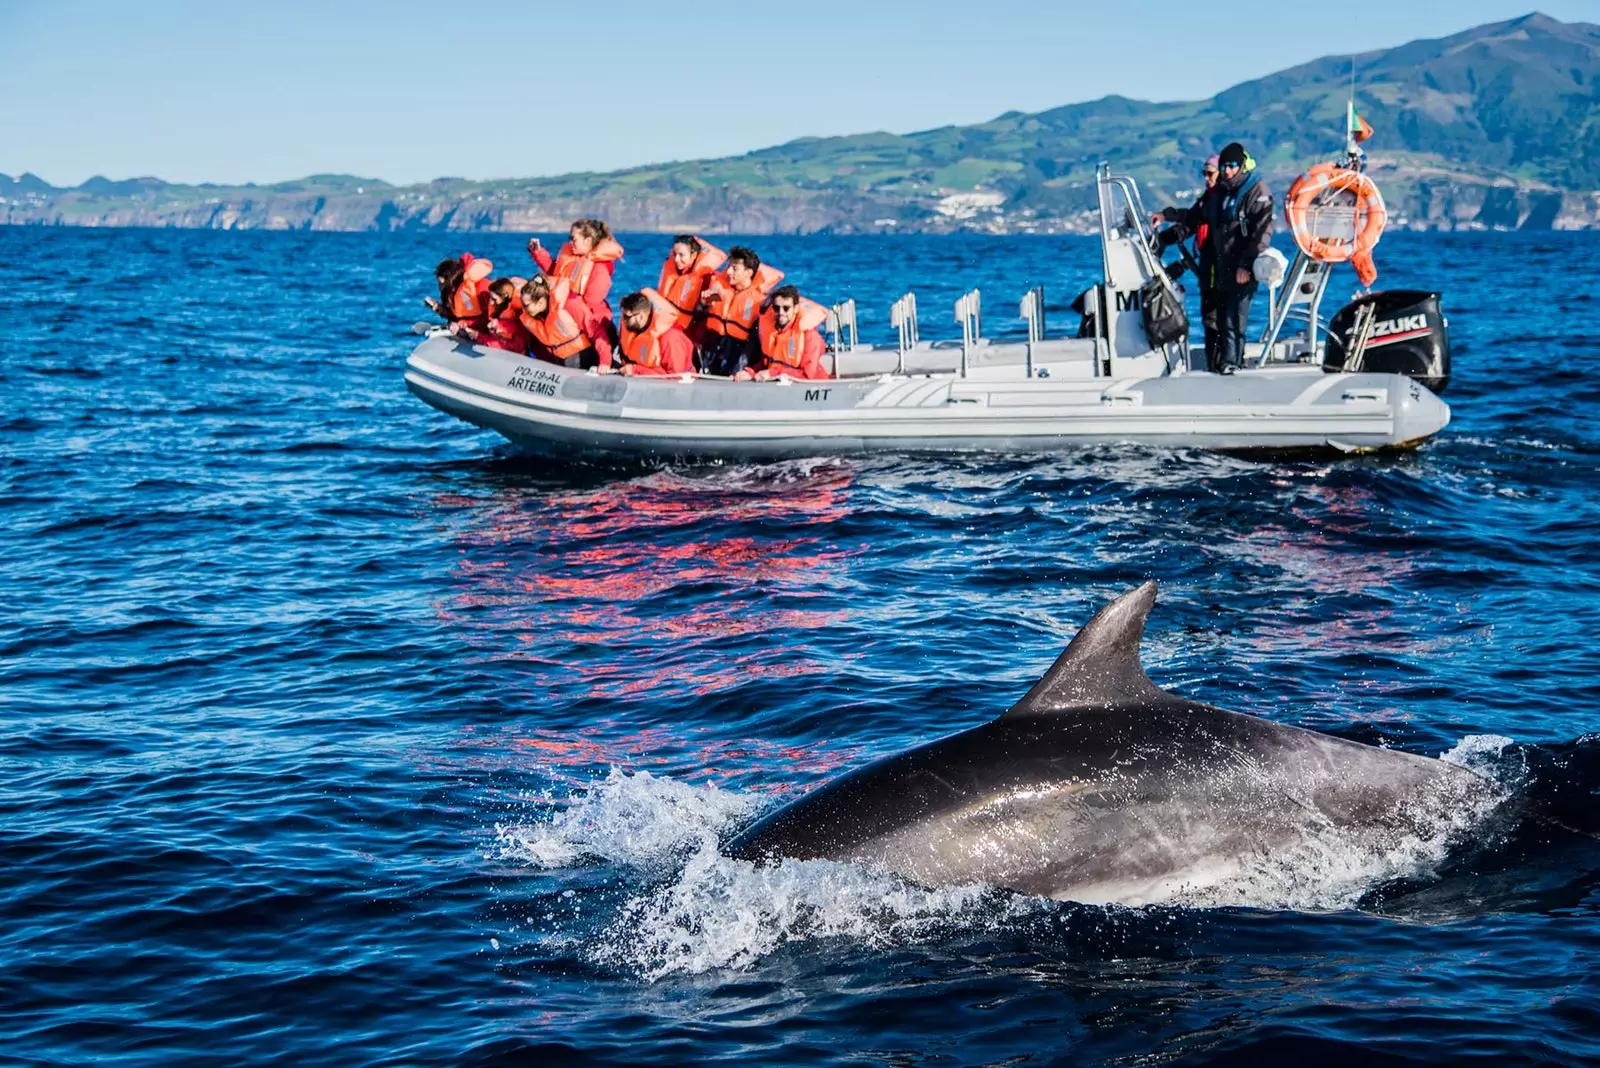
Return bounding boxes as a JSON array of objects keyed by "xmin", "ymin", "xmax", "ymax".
[{"xmin": 726, "ymin": 582, "xmax": 1498, "ymax": 905}]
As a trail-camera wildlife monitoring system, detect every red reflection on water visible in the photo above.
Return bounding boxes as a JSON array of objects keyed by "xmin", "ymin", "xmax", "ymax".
[
  {"xmin": 445, "ymin": 719, "xmax": 865, "ymax": 792},
  {"xmin": 435, "ymin": 462, "xmax": 865, "ymax": 703},
  {"xmin": 1231, "ymin": 483, "xmax": 1416, "ymax": 599}
]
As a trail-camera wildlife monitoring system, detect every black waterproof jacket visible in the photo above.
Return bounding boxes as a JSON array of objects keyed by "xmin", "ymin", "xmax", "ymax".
[
  {"xmin": 1176, "ymin": 170, "xmax": 1275, "ymax": 287},
  {"xmin": 1158, "ymin": 197, "xmax": 1215, "ymax": 284}
]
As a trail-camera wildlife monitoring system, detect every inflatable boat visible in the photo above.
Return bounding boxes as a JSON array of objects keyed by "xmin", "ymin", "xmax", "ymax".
[{"xmin": 404, "ymin": 167, "xmax": 1451, "ymax": 460}]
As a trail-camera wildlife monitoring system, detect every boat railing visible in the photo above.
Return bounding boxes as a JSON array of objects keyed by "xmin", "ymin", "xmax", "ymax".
[
  {"xmin": 1019, "ymin": 286, "xmax": 1045, "ymax": 379},
  {"xmin": 1096, "ymin": 164, "xmax": 1165, "ymax": 284},
  {"xmin": 828, "ymin": 299, "xmax": 858, "ymax": 354},
  {"xmin": 891, "ymin": 292, "xmax": 918, "ymax": 374},
  {"xmin": 1256, "ymin": 250, "xmax": 1333, "ymax": 364},
  {"xmin": 955, "ymin": 289, "xmax": 981, "ymax": 378}
]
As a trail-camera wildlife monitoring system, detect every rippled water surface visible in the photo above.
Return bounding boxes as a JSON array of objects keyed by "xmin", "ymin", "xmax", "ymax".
[{"xmin": 4, "ymin": 227, "xmax": 1600, "ymax": 1065}]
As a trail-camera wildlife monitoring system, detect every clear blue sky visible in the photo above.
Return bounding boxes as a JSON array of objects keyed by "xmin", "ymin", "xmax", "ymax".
[{"xmin": 2, "ymin": 1, "xmax": 1593, "ymax": 187}]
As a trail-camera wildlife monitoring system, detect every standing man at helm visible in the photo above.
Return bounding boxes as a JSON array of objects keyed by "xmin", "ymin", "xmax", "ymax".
[
  {"xmin": 1206, "ymin": 142, "xmax": 1274, "ymax": 374},
  {"xmin": 1152, "ymin": 155, "xmax": 1222, "ymax": 371}
]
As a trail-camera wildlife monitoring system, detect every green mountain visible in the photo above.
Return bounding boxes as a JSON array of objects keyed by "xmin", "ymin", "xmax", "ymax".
[{"xmin": 4, "ymin": 12, "xmax": 1597, "ymax": 233}]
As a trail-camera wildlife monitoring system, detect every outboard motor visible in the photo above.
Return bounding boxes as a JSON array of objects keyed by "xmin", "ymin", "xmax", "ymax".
[{"xmin": 1323, "ymin": 290, "xmax": 1450, "ymax": 394}]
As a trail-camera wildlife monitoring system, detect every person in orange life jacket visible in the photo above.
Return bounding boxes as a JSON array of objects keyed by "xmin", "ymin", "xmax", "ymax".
[
  {"xmin": 528, "ymin": 218, "xmax": 624, "ymax": 326},
  {"xmin": 658, "ymin": 235, "xmax": 727, "ymax": 344},
  {"xmin": 424, "ymin": 254, "xmax": 493, "ymax": 328},
  {"xmin": 524, "ymin": 268, "xmax": 616, "ymax": 369},
  {"xmin": 616, "ymin": 290, "xmax": 696, "ymax": 378},
  {"xmin": 738, "ymin": 285, "xmax": 828, "ymax": 381},
  {"xmin": 517, "ymin": 275, "xmax": 601, "ymax": 369},
  {"xmin": 452, "ymin": 277, "xmax": 532, "ymax": 354},
  {"xmin": 699, "ymin": 245, "xmax": 784, "ymax": 377},
  {"xmin": 1151, "ymin": 154, "xmax": 1223, "ymax": 371}
]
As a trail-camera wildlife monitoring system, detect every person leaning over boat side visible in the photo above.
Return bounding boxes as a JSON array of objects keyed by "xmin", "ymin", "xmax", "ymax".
[
  {"xmin": 424, "ymin": 253, "xmax": 494, "ymax": 329},
  {"xmin": 616, "ymin": 289, "xmax": 696, "ymax": 377},
  {"xmin": 521, "ymin": 264, "xmax": 615, "ymax": 368},
  {"xmin": 528, "ymin": 219, "xmax": 625, "ymax": 326},
  {"xmin": 1206, "ymin": 142, "xmax": 1274, "ymax": 374},
  {"xmin": 738, "ymin": 285, "xmax": 828, "ymax": 381},
  {"xmin": 699, "ymin": 246, "xmax": 784, "ymax": 377},
  {"xmin": 518, "ymin": 275, "xmax": 602, "ymax": 369},
  {"xmin": 452, "ymin": 277, "xmax": 532, "ymax": 355},
  {"xmin": 658, "ymin": 235, "xmax": 727, "ymax": 345},
  {"xmin": 1151, "ymin": 155, "xmax": 1222, "ymax": 372}
]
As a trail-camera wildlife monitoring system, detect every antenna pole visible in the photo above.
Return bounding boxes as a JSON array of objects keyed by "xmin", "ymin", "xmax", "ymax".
[{"xmin": 1344, "ymin": 59, "xmax": 1360, "ymax": 165}]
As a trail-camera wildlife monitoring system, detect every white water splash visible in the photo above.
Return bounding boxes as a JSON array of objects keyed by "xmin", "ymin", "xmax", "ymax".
[
  {"xmin": 1442, "ymin": 733, "xmax": 1517, "ymax": 774},
  {"xmin": 497, "ymin": 769, "xmax": 1033, "ymax": 978},
  {"xmin": 595, "ymin": 844, "xmax": 1020, "ymax": 980},
  {"xmin": 495, "ymin": 768, "xmax": 758, "ymax": 871}
]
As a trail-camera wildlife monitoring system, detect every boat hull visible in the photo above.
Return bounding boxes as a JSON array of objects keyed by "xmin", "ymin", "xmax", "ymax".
[{"xmin": 403, "ymin": 336, "xmax": 1450, "ymax": 461}]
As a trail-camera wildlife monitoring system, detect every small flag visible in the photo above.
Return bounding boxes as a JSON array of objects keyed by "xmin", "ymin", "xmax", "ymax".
[{"xmin": 1353, "ymin": 113, "xmax": 1374, "ymax": 143}]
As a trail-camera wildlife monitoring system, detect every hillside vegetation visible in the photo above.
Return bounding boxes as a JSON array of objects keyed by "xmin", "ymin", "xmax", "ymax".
[{"xmin": 4, "ymin": 13, "xmax": 1597, "ymax": 233}]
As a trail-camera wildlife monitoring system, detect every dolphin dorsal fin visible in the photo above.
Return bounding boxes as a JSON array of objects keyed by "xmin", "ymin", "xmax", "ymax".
[{"xmin": 1002, "ymin": 581, "xmax": 1175, "ymax": 717}]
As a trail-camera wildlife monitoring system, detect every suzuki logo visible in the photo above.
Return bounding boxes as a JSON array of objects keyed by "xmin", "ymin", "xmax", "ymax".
[{"xmin": 1371, "ymin": 313, "xmax": 1428, "ymax": 338}]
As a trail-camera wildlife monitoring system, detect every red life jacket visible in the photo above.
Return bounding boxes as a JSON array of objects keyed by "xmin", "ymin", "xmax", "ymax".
[
  {"xmin": 620, "ymin": 288, "xmax": 683, "ymax": 369},
  {"xmin": 479, "ymin": 311, "xmax": 532, "ymax": 354},
  {"xmin": 757, "ymin": 298, "xmax": 829, "ymax": 376},
  {"xmin": 551, "ymin": 237, "xmax": 624, "ymax": 298},
  {"xmin": 704, "ymin": 263, "xmax": 784, "ymax": 340},
  {"xmin": 657, "ymin": 238, "xmax": 727, "ymax": 329},
  {"xmin": 519, "ymin": 279, "xmax": 589, "ymax": 361}
]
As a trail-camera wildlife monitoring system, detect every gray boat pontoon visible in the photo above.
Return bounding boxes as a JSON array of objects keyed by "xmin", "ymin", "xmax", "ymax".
[{"xmin": 404, "ymin": 167, "xmax": 1451, "ymax": 460}]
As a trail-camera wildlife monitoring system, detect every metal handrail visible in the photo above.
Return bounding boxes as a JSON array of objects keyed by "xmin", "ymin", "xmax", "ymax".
[
  {"xmin": 890, "ymin": 291, "xmax": 918, "ymax": 375},
  {"xmin": 1018, "ymin": 286, "xmax": 1044, "ymax": 378},
  {"xmin": 1097, "ymin": 165, "xmax": 1164, "ymax": 281},
  {"xmin": 954, "ymin": 289, "xmax": 981, "ymax": 379},
  {"xmin": 1257, "ymin": 250, "xmax": 1333, "ymax": 365},
  {"xmin": 828, "ymin": 298, "xmax": 858, "ymax": 353}
]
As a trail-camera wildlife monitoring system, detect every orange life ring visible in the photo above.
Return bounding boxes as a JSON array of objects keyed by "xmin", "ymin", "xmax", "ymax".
[{"xmin": 1284, "ymin": 163, "xmax": 1386, "ymax": 285}]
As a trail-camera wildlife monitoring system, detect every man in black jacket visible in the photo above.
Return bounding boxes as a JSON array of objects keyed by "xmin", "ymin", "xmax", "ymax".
[
  {"xmin": 1157, "ymin": 142, "xmax": 1274, "ymax": 372},
  {"xmin": 1205, "ymin": 142, "xmax": 1274, "ymax": 373}
]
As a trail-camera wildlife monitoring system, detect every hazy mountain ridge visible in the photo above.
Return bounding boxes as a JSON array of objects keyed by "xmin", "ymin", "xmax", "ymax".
[{"xmin": 5, "ymin": 12, "xmax": 1597, "ymax": 234}]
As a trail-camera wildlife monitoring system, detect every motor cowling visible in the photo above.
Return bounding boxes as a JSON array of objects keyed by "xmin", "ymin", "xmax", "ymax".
[{"xmin": 1323, "ymin": 290, "xmax": 1450, "ymax": 394}]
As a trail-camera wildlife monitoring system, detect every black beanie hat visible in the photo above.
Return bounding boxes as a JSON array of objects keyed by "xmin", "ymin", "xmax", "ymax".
[{"xmin": 1219, "ymin": 142, "xmax": 1247, "ymax": 167}]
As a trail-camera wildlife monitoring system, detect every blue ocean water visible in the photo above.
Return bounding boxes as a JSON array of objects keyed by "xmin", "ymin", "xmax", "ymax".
[{"xmin": 3, "ymin": 225, "xmax": 1599, "ymax": 1066}]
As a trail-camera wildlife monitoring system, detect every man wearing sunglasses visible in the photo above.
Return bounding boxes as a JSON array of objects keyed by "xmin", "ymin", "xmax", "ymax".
[{"xmin": 1205, "ymin": 142, "xmax": 1275, "ymax": 373}]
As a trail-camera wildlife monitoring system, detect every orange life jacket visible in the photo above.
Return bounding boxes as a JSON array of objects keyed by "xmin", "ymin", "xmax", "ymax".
[
  {"xmin": 450, "ymin": 282, "xmax": 482, "ymax": 320},
  {"xmin": 551, "ymin": 236, "xmax": 624, "ymax": 297},
  {"xmin": 657, "ymin": 238, "xmax": 728, "ymax": 329},
  {"xmin": 619, "ymin": 288, "xmax": 682, "ymax": 369},
  {"xmin": 449, "ymin": 254, "xmax": 494, "ymax": 318},
  {"xmin": 519, "ymin": 279, "xmax": 589, "ymax": 360},
  {"xmin": 758, "ymin": 298, "xmax": 829, "ymax": 370},
  {"xmin": 704, "ymin": 263, "xmax": 784, "ymax": 340}
]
